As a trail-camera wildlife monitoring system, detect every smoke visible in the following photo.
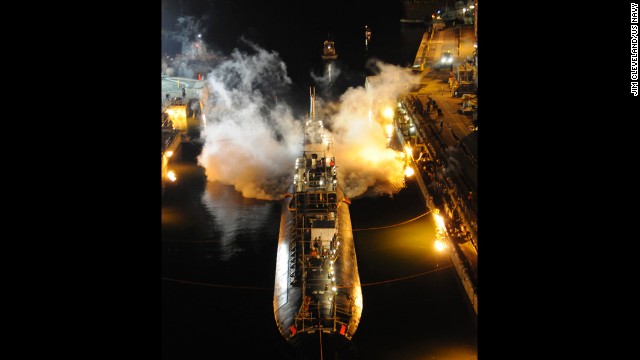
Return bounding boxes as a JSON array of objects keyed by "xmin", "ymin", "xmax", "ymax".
[
  {"xmin": 162, "ymin": 16, "xmax": 219, "ymax": 78},
  {"xmin": 198, "ymin": 39, "xmax": 302, "ymax": 200},
  {"xmin": 164, "ymin": 16, "xmax": 423, "ymax": 200},
  {"xmin": 324, "ymin": 59, "xmax": 422, "ymax": 198},
  {"xmin": 201, "ymin": 182, "xmax": 274, "ymax": 261},
  {"xmin": 198, "ymin": 47, "xmax": 420, "ymax": 200}
]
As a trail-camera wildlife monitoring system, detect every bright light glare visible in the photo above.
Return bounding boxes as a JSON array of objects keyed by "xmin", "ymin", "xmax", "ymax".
[
  {"xmin": 433, "ymin": 213, "xmax": 445, "ymax": 231},
  {"xmin": 404, "ymin": 166, "xmax": 414, "ymax": 177},
  {"xmin": 435, "ymin": 239, "xmax": 446, "ymax": 252},
  {"xmin": 382, "ymin": 107, "xmax": 394, "ymax": 119},
  {"xmin": 165, "ymin": 150, "xmax": 173, "ymax": 158},
  {"xmin": 404, "ymin": 145, "xmax": 412, "ymax": 157},
  {"xmin": 167, "ymin": 170, "xmax": 177, "ymax": 182},
  {"xmin": 385, "ymin": 124, "xmax": 393, "ymax": 138}
]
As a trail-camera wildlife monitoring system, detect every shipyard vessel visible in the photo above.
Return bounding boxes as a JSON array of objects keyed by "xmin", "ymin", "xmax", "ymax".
[
  {"xmin": 273, "ymin": 88, "xmax": 363, "ymax": 357},
  {"xmin": 364, "ymin": 26, "xmax": 372, "ymax": 46},
  {"xmin": 321, "ymin": 40, "xmax": 338, "ymax": 60},
  {"xmin": 161, "ymin": 111, "xmax": 181, "ymax": 189},
  {"xmin": 161, "ymin": 76, "xmax": 208, "ymax": 191}
]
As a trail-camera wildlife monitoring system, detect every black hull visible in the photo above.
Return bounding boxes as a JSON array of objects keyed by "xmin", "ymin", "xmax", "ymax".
[{"xmin": 273, "ymin": 89, "xmax": 363, "ymax": 355}]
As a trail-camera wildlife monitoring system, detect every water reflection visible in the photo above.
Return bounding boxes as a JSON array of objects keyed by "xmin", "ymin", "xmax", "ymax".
[
  {"xmin": 313, "ymin": 60, "xmax": 341, "ymax": 100},
  {"xmin": 201, "ymin": 181, "xmax": 275, "ymax": 261},
  {"xmin": 326, "ymin": 60, "xmax": 335, "ymax": 89}
]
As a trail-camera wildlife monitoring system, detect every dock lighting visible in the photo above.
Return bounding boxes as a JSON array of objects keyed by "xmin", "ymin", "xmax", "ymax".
[
  {"xmin": 167, "ymin": 170, "xmax": 177, "ymax": 182},
  {"xmin": 385, "ymin": 124, "xmax": 393, "ymax": 137},
  {"xmin": 332, "ymin": 276, "xmax": 336, "ymax": 282},
  {"xmin": 165, "ymin": 150, "xmax": 173, "ymax": 158},
  {"xmin": 330, "ymin": 260, "xmax": 334, "ymax": 265},
  {"xmin": 433, "ymin": 212, "xmax": 446, "ymax": 231},
  {"xmin": 470, "ymin": 5, "xmax": 475, "ymax": 9},
  {"xmin": 404, "ymin": 145, "xmax": 413, "ymax": 157},
  {"xmin": 382, "ymin": 106, "xmax": 394, "ymax": 119},
  {"xmin": 404, "ymin": 167, "xmax": 415, "ymax": 177},
  {"xmin": 332, "ymin": 286, "xmax": 337, "ymax": 292},
  {"xmin": 435, "ymin": 239, "xmax": 446, "ymax": 252}
]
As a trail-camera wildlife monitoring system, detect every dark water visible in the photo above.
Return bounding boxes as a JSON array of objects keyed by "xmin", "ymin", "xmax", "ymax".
[{"xmin": 162, "ymin": 2, "xmax": 476, "ymax": 359}]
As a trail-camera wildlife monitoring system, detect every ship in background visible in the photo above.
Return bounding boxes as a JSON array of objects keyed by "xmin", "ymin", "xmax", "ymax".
[
  {"xmin": 161, "ymin": 112, "xmax": 181, "ymax": 189},
  {"xmin": 161, "ymin": 76, "xmax": 208, "ymax": 142},
  {"xmin": 161, "ymin": 76, "xmax": 208, "ymax": 189},
  {"xmin": 364, "ymin": 26, "xmax": 372, "ymax": 46},
  {"xmin": 273, "ymin": 88, "xmax": 363, "ymax": 357},
  {"xmin": 321, "ymin": 40, "xmax": 338, "ymax": 60}
]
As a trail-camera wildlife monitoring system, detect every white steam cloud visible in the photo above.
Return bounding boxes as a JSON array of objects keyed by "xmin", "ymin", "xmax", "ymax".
[
  {"xmin": 325, "ymin": 60, "xmax": 422, "ymax": 198},
  {"xmin": 198, "ymin": 40, "xmax": 302, "ymax": 200},
  {"xmin": 163, "ymin": 17, "xmax": 422, "ymax": 201}
]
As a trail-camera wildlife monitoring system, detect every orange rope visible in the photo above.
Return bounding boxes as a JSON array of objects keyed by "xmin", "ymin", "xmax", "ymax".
[
  {"xmin": 352, "ymin": 210, "xmax": 432, "ymax": 231},
  {"xmin": 162, "ymin": 264, "xmax": 451, "ymax": 290}
]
